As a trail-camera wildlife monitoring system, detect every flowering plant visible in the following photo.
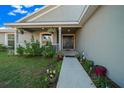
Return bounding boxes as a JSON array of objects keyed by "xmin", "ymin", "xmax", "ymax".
[
  {"xmin": 94, "ymin": 65, "xmax": 107, "ymax": 77},
  {"xmin": 46, "ymin": 69, "xmax": 56, "ymax": 80}
]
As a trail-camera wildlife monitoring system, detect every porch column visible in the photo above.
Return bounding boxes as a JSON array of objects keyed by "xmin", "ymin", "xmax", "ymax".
[
  {"xmin": 58, "ymin": 27, "xmax": 62, "ymax": 51},
  {"xmin": 14, "ymin": 29, "xmax": 17, "ymax": 55}
]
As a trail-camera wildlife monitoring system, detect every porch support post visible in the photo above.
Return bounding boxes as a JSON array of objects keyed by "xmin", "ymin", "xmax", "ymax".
[
  {"xmin": 14, "ymin": 28, "xmax": 17, "ymax": 55},
  {"xmin": 58, "ymin": 27, "xmax": 62, "ymax": 51}
]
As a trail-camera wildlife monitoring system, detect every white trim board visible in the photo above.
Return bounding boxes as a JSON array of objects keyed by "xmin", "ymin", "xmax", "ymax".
[
  {"xmin": 16, "ymin": 5, "xmax": 58, "ymax": 23},
  {"xmin": 5, "ymin": 22, "xmax": 82, "ymax": 28},
  {"xmin": 5, "ymin": 33, "xmax": 15, "ymax": 47},
  {"xmin": 39, "ymin": 32, "xmax": 53, "ymax": 47},
  {"xmin": 78, "ymin": 5, "xmax": 89, "ymax": 23},
  {"xmin": 5, "ymin": 22, "xmax": 79, "ymax": 26},
  {"xmin": 16, "ymin": 5, "xmax": 48, "ymax": 22}
]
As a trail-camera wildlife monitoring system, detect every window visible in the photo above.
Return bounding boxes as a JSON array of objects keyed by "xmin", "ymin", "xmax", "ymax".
[
  {"xmin": 41, "ymin": 34, "xmax": 52, "ymax": 46},
  {"xmin": 7, "ymin": 34, "xmax": 15, "ymax": 49}
]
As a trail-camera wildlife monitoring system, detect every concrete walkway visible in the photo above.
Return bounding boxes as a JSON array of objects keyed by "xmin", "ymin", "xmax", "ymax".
[
  {"xmin": 63, "ymin": 50, "xmax": 77, "ymax": 57},
  {"xmin": 57, "ymin": 57, "xmax": 96, "ymax": 88}
]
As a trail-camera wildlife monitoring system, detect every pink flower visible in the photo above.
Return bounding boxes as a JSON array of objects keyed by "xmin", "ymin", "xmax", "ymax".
[{"xmin": 95, "ymin": 65, "xmax": 107, "ymax": 76}]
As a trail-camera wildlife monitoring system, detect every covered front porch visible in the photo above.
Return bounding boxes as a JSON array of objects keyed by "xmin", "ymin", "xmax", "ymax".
[{"xmin": 14, "ymin": 27, "xmax": 80, "ymax": 54}]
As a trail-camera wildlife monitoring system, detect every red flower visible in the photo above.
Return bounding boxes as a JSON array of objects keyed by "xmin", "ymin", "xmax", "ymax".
[{"xmin": 95, "ymin": 65, "xmax": 107, "ymax": 76}]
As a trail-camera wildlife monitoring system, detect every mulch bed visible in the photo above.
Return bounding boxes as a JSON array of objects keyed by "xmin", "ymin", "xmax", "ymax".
[{"xmin": 81, "ymin": 62, "xmax": 120, "ymax": 88}]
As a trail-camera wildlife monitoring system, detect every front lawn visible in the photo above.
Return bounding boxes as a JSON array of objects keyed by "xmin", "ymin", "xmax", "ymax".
[{"xmin": 0, "ymin": 52, "xmax": 62, "ymax": 88}]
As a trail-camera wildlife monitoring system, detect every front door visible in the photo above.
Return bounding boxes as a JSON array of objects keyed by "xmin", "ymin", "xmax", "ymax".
[{"xmin": 62, "ymin": 35, "xmax": 75, "ymax": 50}]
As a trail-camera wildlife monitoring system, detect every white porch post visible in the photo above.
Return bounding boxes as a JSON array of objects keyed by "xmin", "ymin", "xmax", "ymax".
[
  {"xmin": 14, "ymin": 29, "xmax": 17, "ymax": 55},
  {"xmin": 58, "ymin": 27, "xmax": 62, "ymax": 51},
  {"xmin": 4, "ymin": 33, "xmax": 7, "ymax": 46}
]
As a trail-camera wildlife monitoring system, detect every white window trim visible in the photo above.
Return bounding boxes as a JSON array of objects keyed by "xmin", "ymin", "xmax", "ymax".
[
  {"xmin": 39, "ymin": 32, "xmax": 53, "ymax": 47},
  {"xmin": 5, "ymin": 33, "xmax": 16, "ymax": 54},
  {"xmin": 5, "ymin": 33, "xmax": 15, "ymax": 47}
]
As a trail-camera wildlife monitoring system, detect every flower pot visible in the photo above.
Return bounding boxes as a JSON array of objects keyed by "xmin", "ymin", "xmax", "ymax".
[{"xmin": 57, "ymin": 55, "xmax": 63, "ymax": 61}]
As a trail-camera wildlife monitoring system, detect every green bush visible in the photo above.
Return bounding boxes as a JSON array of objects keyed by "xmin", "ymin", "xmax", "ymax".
[
  {"xmin": 17, "ymin": 36, "xmax": 55, "ymax": 57},
  {"xmin": 0, "ymin": 44, "xmax": 7, "ymax": 52},
  {"xmin": 93, "ymin": 76, "xmax": 112, "ymax": 88},
  {"xmin": 82, "ymin": 60, "xmax": 94, "ymax": 73},
  {"xmin": 75, "ymin": 51, "xmax": 85, "ymax": 62},
  {"xmin": 24, "ymin": 37, "xmax": 43, "ymax": 56},
  {"xmin": 17, "ymin": 45, "xmax": 24, "ymax": 55},
  {"xmin": 75, "ymin": 52, "xmax": 81, "ymax": 61},
  {"xmin": 42, "ymin": 46, "xmax": 55, "ymax": 58}
]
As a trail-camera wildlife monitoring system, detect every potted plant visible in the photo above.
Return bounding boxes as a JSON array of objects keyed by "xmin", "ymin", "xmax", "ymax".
[{"xmin": 56, "ymin": 51, "xmax": 64, "ymax": 61}]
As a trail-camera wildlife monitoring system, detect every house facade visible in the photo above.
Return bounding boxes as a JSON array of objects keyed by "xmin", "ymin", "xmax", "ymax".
[
  {"xmin": 5, "ymin": 5, "xmax": 124, "ymax": 87},
  {"xmin": 0, "ymin": 29, "xmax": 15, "ymax": 48},
  {"xmin": 6, "ymin": 5, "xmax": 92, "ymax": 51}
]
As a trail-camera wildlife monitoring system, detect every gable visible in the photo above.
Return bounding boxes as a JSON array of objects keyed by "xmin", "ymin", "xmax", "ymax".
[
  {"xmin": 5, "ymin": 5, "xmax": 99, "ymax": 28},
  {"xmin": 21, "ymin": 5, "xmax": 86, "ymax": 23}
]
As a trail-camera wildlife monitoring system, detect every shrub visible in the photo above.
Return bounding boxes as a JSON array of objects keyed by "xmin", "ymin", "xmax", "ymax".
[
  {"xmin": 75, "ymin": 52, "xmax": 82, "ymax": 61},
  {"xmin": 82, "ymin": 59, "xmax": 94, "ymax": 73},
  {"xmin": 46, "ymin": 41, "xmax": 52, "ymax": 46},
  {"xmin": 24, "ymin": 37, "xmax": 43, "ymax": 56},
  {"xmin": 42, "ymin": 46, "xmax": 55, "ymax": 58},
  {"xmin": 75, "ymin": 51, "xmax": 85, "ymax": 62},
  {"xmin": 16, "ymin": 36, "xmax": 55, "ymax": 57},
  {"xmin": 0, "ymin": 44, "xmax": 7, "ymax": 52},
  {"xmin": 17, "ymin": 45, "xmax": 24, "ymax": 55},
  {"xmin": 93, "ymin": 76, "xmax": 112, "ymax": 88}
]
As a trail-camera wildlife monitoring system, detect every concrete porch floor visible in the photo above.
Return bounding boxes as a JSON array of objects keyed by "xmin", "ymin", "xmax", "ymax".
[
  {"xmin": 63, "ymin": 50, "xmax": 77, "ymax": 57},
  {"xmin": 57, "ymin": 57, "xmax": 96, "ymax": 88}
]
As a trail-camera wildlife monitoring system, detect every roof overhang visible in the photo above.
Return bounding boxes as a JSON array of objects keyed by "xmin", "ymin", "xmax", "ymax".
[
  {"xmin": 0, "ymin": 29, "xmax": 15, "ymax": 32},
  {"xmin": 5, "ymin": 5, "xmax": 99, "ymax": 28},
  {"xmin": 5, "ymin": 22, "xmax": 82, "ymax": 28}
]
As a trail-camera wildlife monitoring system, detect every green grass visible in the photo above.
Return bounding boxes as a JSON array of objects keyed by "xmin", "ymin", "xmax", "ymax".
[{"xmin": 0, "ymin": 52, "xmax": 61, "ymax": 88}]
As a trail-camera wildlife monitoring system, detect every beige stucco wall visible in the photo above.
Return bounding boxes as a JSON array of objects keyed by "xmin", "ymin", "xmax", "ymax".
[
  {"xmin": 0, "ymin": 32, "xmax": 5, "ymax": 45},
  {"xmin": 18, "ymin": 31, "xmax": 32, "ymax": 46},
  {"xmin": 76, "ymin": 6, "xmax": 124, "ymax": 87},
  {"xmin": 0, "ymin": 29, "xmax": 15, "ymax": 46},
  {"xmin": 18, "ymin": 31, "xmax": 57, "ymax": 46}
]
